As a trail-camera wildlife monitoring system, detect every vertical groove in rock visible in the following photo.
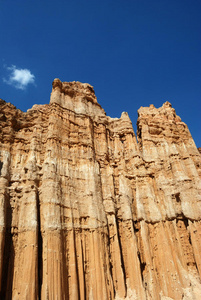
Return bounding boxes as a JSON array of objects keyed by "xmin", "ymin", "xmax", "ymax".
[
  {"xmin": 1, "ymin": 192, "xmax": 13, "ymax": 300},
  {"xmin": 37, "ymin": 190, "xmax": 42, "ymax": 300},
  {"xmin": 0, "ymin": 81, "xmax": 201, "ymax": 299},
  {"xmin": 116, "ymin": 219, "xmax": 127, "ymax": 297}
]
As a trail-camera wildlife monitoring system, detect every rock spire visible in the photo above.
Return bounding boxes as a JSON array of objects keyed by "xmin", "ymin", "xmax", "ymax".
[{"xmin": 0, "ymin": 79, "xmax": 201, "ymax": 299}]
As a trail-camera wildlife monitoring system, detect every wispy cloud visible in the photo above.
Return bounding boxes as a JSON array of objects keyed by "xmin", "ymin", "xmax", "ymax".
[{"xmin": 3, "ymin": 65, "xmax": 35, "ymax": 90}]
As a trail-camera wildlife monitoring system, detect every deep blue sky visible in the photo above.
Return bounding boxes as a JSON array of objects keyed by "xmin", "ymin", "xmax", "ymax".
[{"xmin": 1, "ymin": 0, "xmax": 201, "ymax": 147}]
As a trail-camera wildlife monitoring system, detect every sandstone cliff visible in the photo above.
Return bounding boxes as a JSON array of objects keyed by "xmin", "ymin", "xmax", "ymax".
[{"xmin": 0, "ymin": 79, "xmax": 201, "ymax": 300}]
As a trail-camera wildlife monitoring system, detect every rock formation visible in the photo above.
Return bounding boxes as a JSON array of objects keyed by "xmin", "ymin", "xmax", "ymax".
[{"xmin": 0, "ymin": 79, "xmax": 201, "ymax": 300}]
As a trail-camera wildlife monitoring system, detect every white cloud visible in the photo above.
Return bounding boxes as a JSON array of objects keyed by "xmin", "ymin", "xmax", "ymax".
[{"xmin": 3, "ymin": 65, "xmax": 35, "ymax": 90}]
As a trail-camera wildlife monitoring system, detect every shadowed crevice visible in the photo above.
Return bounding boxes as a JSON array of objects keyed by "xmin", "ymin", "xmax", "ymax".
[
  {"xmin": 0, "ymin": 161, "xmax": 3, "ymax": 176},
  {"xmin": 73, "ymin": 229, "xmax": 81, "ymax": 300},
  {"xmin": 116, "ymin": 219, "xmax": 127, "ymax": 297},
  {"xmin": 36, "ymin": 191, "xmax": 42, "ymax": 300},
  {"xmin": 81, "ymin": 239, "xmax": 87, "ymax": 300},
  {"xmin": 137, "ymin": 251, "xmax": 146, "ymax": 285},
  {"xmin": 0, "ymin": 194, "xmax": 14, "ymax": 300}
]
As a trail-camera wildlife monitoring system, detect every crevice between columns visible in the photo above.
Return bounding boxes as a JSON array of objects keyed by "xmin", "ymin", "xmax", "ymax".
[{"xmin": 36, "ymin": 190, "xmax": 42, "ymax": 300}]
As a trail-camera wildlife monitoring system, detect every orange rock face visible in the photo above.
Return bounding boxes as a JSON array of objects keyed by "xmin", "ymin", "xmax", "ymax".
[{"xmin": 0, "ymin": 79, "xmax": 201, "ymax": 299}]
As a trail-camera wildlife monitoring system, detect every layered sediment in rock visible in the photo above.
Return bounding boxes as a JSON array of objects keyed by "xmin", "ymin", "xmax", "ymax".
[{"xmin": 0, "ymin": 79, "xmax": 201, "ymax": 299}]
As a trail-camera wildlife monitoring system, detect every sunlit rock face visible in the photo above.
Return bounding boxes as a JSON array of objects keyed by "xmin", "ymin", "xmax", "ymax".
[{"xmin": 0, "ymin": 79, "xmax": 201, "ymax": 300}]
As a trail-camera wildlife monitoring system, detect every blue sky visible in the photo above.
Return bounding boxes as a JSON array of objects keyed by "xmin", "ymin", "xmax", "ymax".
[{"xmin": 1, "ymin": 0, "xmax": 201, "ymax": 147}]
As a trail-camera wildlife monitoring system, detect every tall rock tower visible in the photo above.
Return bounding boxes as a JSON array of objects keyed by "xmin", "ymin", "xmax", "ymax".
[{"xmin": 0, "ymin": 79, "xmax": 201, "ymax": 299}]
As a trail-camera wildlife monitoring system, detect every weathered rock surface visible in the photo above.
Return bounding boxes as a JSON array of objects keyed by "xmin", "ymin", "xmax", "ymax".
[{"xmin": 0, "ymin": 79, "xmax": 201, "ymax": 299}]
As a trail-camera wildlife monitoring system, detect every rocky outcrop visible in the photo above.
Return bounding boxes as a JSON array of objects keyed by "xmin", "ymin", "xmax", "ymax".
[{"xmin": 0, "ymin": 79, "xmax": 201, "ymax": 300}]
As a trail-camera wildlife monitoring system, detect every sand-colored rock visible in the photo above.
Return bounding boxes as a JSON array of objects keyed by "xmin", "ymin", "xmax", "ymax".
[{"xmin": 0, "ymin": 79, "xmax": 201, "ymax": 299}]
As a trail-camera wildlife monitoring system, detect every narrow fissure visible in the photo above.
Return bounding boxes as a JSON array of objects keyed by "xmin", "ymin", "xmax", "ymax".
[
  {"xmin": 116, "ymin": 218, "xmax": 127, "ymax": 296},
  {"xmin": 188, "ymin": 233, "xmax": 192, "ymax": 246},
  {"xmin": 133, "ymin": 220, "xmax": 146, "ymax": 286},
  {"xmin": 137, "ymin": 251, "xmax": 146, "ymax": 284},
  {"xmin": 73, "ymin": 229, "xmax": 80, "ymax": 300},
  {"xmin": 188, "ymin": 224, "xmax": 200, "ymax": 274},
  {"xmin": 0, "ymin": 194, "xmax": 14, "ymax": 299},
  {"xmin": 0, "ymin": 161, "xmax": 3, "ymax": 176},
  {"xmin": 183, "ymin": 216, "xmax": 189, "ymax": 230},
  {"xmin": 107, "ymin": 229, "xmax": 116, "ymax": 299},
  {"xmin": 36, "ymin": 191, "xmax": 42, "ymax": 300},
  {"xmin": 81, "ymin": 240, "xmax": 86, "ymax": 300},
  {"xmin": 61, "ymin": 230, "xmax": 69, "ymax": 298}
]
